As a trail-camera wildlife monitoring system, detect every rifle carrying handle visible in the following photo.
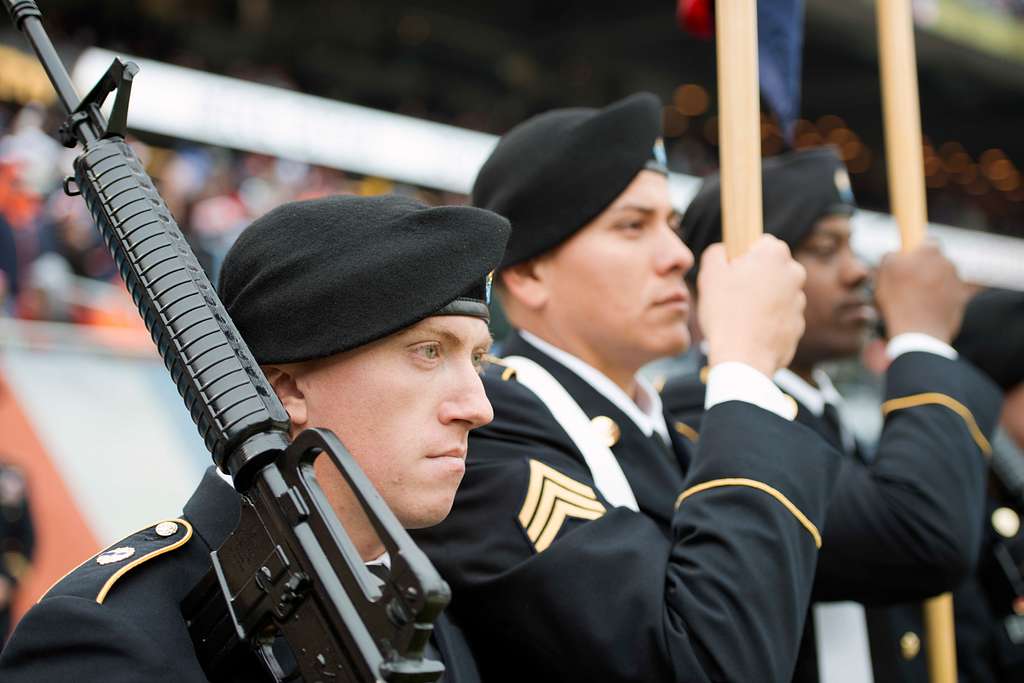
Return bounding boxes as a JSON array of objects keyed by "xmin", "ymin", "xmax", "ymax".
[{"xmin": 74, "ymin": 139, "xmax": 290, "ymax": 469}]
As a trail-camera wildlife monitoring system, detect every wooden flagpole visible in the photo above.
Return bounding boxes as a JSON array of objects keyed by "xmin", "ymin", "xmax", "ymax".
[
  {"xmin": 877, "ymin": 2, "xmax": 956, "ymax": 682},
  {"xmin": 716, "ymin": 0, "xmax": 763, "ymax": 258},
  {"xmin": 878, "ymin": 0, "xmax": 928, "ymax": 251}
]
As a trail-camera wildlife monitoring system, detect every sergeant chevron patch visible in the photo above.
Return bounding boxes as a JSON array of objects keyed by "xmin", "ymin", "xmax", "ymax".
[{"xmin": 518, "ymin": 460, "xmax": 606, "ymax": 553}]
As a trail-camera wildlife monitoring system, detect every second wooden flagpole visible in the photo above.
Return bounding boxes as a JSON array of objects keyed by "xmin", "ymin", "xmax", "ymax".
[
  {"xmin": 716, "ymin": 0, "xmax": 763, "ymax": 258},
  {"xmin": 877, "ymin": 2, "xmax": 956, "ymax": 682}
]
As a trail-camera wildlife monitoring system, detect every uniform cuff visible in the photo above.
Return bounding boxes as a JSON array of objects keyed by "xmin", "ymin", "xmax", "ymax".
[
  {"xmin": 705, "ymin": 362, "xmax": 798, "ymax": 421},
  {"xmin": 886, "ymin": 333, "xmax": 957, "ymax": 361}
]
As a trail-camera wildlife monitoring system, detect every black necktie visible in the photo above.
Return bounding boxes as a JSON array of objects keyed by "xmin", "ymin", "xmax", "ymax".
[
  {"xmin": 648, "ymin": 432, "xmax": 674, "ymax": 458},
  {"xmin": 367, "ymin": 562, "xmax": 389, "ymax": 580},
  {"xmin": 821, "ymin": 403, "xmax": 849, "ymax": 456}
]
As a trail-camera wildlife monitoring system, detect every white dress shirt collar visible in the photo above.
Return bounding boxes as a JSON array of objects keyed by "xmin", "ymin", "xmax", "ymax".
[
  {"xmin": 368, "ymin": 552, "xmax": 391, "ymax": 569},
  {"xmin": 774, "ymin": 367, "xmax": 856, "ymax": 454},
  {"xmin": 773, "ymin": 367, "xmax": 843, "ymax": 418},
  {"xmin": 518, "ymin": 330, "xmax": 670, "ymax": 442}
]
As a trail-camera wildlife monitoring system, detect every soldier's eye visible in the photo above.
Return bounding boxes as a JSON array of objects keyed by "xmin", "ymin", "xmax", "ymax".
[
  {"xmin": 473, "ymin": 351, "xmax": 490, "ymax": 374},
  {"xmin": 414, "ymin": 343, "xmax": 442, "ymax": 361}
]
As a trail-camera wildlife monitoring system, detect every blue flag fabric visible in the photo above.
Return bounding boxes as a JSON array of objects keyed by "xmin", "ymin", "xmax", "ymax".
[{"xmin": 757, "ymin": 0, "xmax": 805, "ymax": 146}]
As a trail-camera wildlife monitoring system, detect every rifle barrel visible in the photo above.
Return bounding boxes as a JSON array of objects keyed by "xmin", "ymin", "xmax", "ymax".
[{"xmin": 4, "ymin": 1, "xmax": 81, "ymax": 115}]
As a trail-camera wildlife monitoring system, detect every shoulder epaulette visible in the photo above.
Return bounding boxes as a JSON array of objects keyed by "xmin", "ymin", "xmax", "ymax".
[
  {"xmin": 674, "ymin": 421, "xmax": 699, "ymax": 443},
  {"xmin": 40, "ymin": 518, "xmax": 194, "ymax": 605},
  {"xmin": 484, "ymin": 355, "xmax": 518, "ymax": 381}
]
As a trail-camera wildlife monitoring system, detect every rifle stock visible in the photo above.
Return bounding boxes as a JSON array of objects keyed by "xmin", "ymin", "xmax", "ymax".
[{"xmin": 3, "ymin": 2, "xmax": 449, "ymax": 680}]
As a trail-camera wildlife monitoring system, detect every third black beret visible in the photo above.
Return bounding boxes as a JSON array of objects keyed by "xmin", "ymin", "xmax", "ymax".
[{"xmin": 682, "ymin": 146, "xmax": 856, "ymax": 280}]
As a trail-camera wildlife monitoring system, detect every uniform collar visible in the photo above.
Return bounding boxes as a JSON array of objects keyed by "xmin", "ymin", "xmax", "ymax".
[
  {"xmin": 367, "ymin": 552, "xmax": 391, "ymax": 569},
  {"xmin": 185, "ymin": 467, "xmax": 243, "ymax": 552},
  {"xmin": 773, "ymin": 367, "xmax": 843, "ymax": 418},
  {"xmin": 518, "ymin": 330, "xmax": 670, "ymax": 442}
]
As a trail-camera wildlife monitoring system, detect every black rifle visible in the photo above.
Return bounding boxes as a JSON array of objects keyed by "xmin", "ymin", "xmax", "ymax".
[{"xmin": 1, "ymin": 3, "xmax": 449, "ymax": 681}]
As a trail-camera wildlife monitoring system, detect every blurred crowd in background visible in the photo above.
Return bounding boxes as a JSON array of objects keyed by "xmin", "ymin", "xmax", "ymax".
[
  {"xmin": 0, "ymin": 93, "xmax": 1019, "ymax": 332},
  {"xmin": 0, "ymin": 0, "xmax": 1023, "ymax": 333},
  {"xmin": 0, "ymin": 99, "xmax": 468, "ymax": 329}
]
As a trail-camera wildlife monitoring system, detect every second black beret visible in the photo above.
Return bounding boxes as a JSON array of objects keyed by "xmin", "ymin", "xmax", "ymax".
[{"xmin": 472, "ymin": 92, "xmax": 666, "ymax": 268}]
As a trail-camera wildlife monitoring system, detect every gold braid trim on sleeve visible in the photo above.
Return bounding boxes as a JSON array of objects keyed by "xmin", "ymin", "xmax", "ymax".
[
  {"xmin": 881, "ymin": 392, "xmax": 992, "ymax": 456},
  {"xmin": 675, "ymin": 478, "xmax": 822, "ymax": 548}
]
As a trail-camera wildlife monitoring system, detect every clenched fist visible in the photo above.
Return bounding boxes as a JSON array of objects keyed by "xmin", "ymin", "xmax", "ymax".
[
  {"xmin": 875, "ymin": 242, "xmax": 967, "ymax": 343},
  {"xmin": 698, "ymin": 235, "xmax": 807, "ymax": 377}
]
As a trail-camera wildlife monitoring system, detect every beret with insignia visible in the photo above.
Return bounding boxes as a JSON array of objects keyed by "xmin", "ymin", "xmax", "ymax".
[
  {"xmin": 219, "ymin": 194, "xmax": 510, "ymax": 364},
  {"xmin": 473, "ymin": 92, "xmax": 667, "ymax": 268},
  {"xmin": 953, "ymin": 288, "xmax": 1024, "ymax": 391},
  {"xmin": 682, "ymin": 146, "xmax": 856, "ymax": 281}
]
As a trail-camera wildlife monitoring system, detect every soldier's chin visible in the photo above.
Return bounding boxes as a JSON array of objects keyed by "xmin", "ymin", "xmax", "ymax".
[
  {"xmin": 402, "ymin": 492, "xmax": 459, "ymax": 530},
  {"xmin": 647, "ymin": 324, "xmax": 690, "ymax": 358}
]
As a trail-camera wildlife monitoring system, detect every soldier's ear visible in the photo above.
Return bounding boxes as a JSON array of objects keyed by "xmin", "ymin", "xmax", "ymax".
[
  {"xmin": 500, "ymin": 258, "xmax": 550, "ymax": 311},
  {"xmin": 262, "ymin": 365, "xmax": 308, "ymax": 430}
]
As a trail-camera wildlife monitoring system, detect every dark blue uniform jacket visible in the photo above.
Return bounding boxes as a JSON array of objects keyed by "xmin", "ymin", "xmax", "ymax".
[{"xmin": 413, "ymin": 332, "xmax": 843, "ymax": 682}]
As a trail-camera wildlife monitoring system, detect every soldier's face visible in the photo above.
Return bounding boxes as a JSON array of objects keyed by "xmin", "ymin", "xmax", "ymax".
[
  {"xmin": 286, "ymin": 315, "xmax": 494, "ymax": 545},
  {"xmin": 535, "ymin": 170, "xmax": 693, "ymax": 371},
  {"xmin": 791, "ymin": 216, "xmax": 874, "ymax": 367}
]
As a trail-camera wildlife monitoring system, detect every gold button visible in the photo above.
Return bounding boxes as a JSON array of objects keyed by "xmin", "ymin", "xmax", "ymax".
[
  {"xmin": 900, "ymin": 631, "xmax": 921, "ymax": 660},
  {"xmin": 155, "ymin": 521, "xmax": 179, "ymax": 537},
  {"xmin": 992, "ymin": 508, "xmax": 1021, "ymax": 539},
  {"xmin": 783, "ymin": 395, "xmax": 800, "ymax": 420},
  {"xmin": 590, "ymin": 416, "xmax": 621, "ymax": 448}
]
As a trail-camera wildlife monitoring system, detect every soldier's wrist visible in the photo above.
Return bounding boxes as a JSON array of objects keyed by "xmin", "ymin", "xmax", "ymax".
[{"xmin": 707, "ymin": 347, "xmax": 776, "ymax": 379}]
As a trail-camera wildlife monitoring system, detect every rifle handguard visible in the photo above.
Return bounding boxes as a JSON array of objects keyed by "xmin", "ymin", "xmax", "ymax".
[{"xmin": 74, "ymin": 139, "xmax": 290, "ymax": 480}]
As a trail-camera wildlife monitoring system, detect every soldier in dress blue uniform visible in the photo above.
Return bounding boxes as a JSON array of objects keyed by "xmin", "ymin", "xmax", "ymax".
[
  {"xmin": 0, "ymin": 194, "xmax": 511, "ymax": 682},
  {"xmin": 660, "ymin": 147, "xmax": 1004, "ymax": 683},
  {"xmin": 411, "ymin": 92, "xmax": 844, "ymax": 682},
  {"xmin": 950, "ymin": 288, "xmax": 1024, "ymax": 682}
]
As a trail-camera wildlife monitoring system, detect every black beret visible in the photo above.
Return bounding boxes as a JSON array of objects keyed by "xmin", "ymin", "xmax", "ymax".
[
  {"xmin": 682, "ymin": 146, "xmax": 856, "ymax": 280},
  {"xmin": 218, "ymin": 194, "xmax": 510, "ymax": 364},
  {"xmin": 953, "ymin": 288, "xmax": 1024, "ymax": 391},
  {"xmin": 473, "ymin": 92, "xmax": 667, "ymax": 268}
]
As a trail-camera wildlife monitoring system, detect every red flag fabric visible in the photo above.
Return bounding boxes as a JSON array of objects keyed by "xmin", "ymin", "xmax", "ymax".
[{"xmin": 677, "ymin": 0, "xmax": 713, "ymax": 39}]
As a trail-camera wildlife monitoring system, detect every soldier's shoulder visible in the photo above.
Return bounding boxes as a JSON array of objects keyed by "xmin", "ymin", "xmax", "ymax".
[
  {"xmin": 660, "ymin": 369, "xmax": 708, "ymax": 410},
  {"xmin": 42, "ymin": 518, "xmax": 195, "ymax": 606},
  {"xmin": 482, "ymin": 354, "xmax": 521, "ymax": 382},
  {"xmin": 480, "ymin": 356, "xmax": 552, "ymax": 415}
]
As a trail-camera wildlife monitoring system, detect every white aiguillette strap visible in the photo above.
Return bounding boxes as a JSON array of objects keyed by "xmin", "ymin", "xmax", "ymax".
[
  {"xmin": 814, "ymin": 602, "xmax": 875, "ymax": 683},
  {"xmin": 502, "ymin": 355, "xmax": 639, "ymax": 512}
]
